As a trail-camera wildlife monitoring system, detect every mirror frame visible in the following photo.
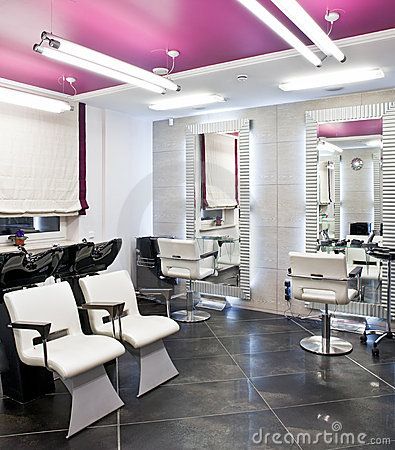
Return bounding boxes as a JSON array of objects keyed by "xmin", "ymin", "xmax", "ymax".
[
  {"xmin": 305, "ymin": 102, "xmax": 395, "ymax": 318},
  {"xmin": 185, "ymin": 119, "xmax": 250, "ymax": 300}
]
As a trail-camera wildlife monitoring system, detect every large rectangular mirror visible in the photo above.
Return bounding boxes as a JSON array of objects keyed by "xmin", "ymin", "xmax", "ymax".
[
  {"xmin": 185, "ymin": 119, "xmax": 250, "ymax": 303},
  {"xmin": 305, "ymin": 103, "xmax": 395, "ymax": 319}
]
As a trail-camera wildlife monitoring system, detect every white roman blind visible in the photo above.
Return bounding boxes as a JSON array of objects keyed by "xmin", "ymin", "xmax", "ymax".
[{"xmin": 0, "ymin": 101, "xmax": 80, "ymax": 216}]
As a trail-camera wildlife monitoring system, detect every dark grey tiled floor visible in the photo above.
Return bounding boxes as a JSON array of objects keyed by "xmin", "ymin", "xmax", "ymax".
[{"xmin": 0, "ymin": 307, "xmax": 394, "ymax": 449}]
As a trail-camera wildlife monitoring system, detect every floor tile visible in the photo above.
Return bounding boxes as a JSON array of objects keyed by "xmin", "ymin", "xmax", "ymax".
[
  {"xmin": 120, "ymin": 410, "xmax": 299, "ymax": 450},
  {"xmin": 0, "ymin": 391, "xmax": 116, "ymax": 437},
  {"xmin": 366, "ymin": 362, "xmax": 395, "ymax": 387},
  {"xmin": 274, "ymin": 395, "xmax": 395, "ymax": 450},
  {"xmin": 252, "ymin": 362, "xmax": 394, "ymax": 408},
  {"xmin": 208, "ymin": 318, "xmax": 302, "ymax": 337},
  {"xmin": 219, "ymin": 331, "xmax": 309, "ymax": 355},
  {"xmin": 0, "ymin": 425, "xmax": 117, "ymax": 449},
  {"xmin": 120, "ymin": 379, "xmax": 267, "ymax": 424},
  {"xmin": 165, "ymin": 336, "xmax": 227, "ymax": 359},
  {"xmin": 165, "ymin": 322, "xmax": 215, "ymax": 340},
  {"xmin": 234, "ymin": 348, "xmax": 351, "ymax": 378},
  {"xmin": 208, "ymin": 308, "xmax": 283, "ymax": 322},
  {"xmin": 166, "ymin": 355, "xmax": 246, "ymax": 385}
]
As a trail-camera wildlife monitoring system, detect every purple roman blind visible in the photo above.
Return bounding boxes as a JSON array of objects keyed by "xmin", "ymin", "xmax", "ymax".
[{"xmin": 78, "ymin": 103, "xmax": 89, "ymax": 215}]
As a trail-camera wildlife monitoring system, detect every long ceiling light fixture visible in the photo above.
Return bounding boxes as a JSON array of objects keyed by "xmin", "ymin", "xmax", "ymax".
[
  {"xmin": 149, "ymin": 94, "xmax": 226, "ymax": 111},
  {"xmin": 33, "ymin": 32, "xmax": 181, "ymax": 94},
  {"xmin": 236, "ymin": 0, "xmax": 322, "ymax": 66},
  {"xmin": 0, "ymin": 86, "xmax": 71, "ymax": 113},
  {"xmin": 270, "ymin": 0, "xmax": 346, "ymax": 63},
  {"xmin": 279, "ymin": 68, "xmax": 384, "ymax": 91}
]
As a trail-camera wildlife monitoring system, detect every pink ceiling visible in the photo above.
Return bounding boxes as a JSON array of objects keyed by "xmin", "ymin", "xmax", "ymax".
[{"xmin": 1, "ymin": 0, "xmax": 394, "ymax": 94}]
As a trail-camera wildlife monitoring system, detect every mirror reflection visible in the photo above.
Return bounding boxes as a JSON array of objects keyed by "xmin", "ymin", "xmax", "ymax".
[
  {"xmin": 194, "ymin": 132, "xmax": 240, "ymax": 287},
  {"xmin": 317, "ymin": 119, "xmax": 383, "ymax": 303}
]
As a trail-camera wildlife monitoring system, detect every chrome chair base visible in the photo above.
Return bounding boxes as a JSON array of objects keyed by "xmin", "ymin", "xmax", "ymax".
[
  {"xmin": 300, "ymin": 335, "xmax": 353, "ymax": 356},
  {"xmin": 171, "ymin": 309, "xmax": 210, "ymax": 323}
]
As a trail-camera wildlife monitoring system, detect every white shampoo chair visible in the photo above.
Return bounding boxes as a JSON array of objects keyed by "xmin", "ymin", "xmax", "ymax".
[
  {"xmin": 289, "ymin": 252, "xmax": 362, "ymax": 356},
  {"xmin": 4, "ymin": 282, "xmax": 125, "ymax": 438},
  {"xmin": 79, "ymin": 270, "xmax": 180, "ymax": 397}
]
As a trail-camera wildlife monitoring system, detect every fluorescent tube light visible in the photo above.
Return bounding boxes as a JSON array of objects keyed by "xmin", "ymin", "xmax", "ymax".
[
  {"xmin": 279, "ymin": 68, "xmax": 384, "ymax": 91},
  {"xmin": 0, "ymin": 86, "xmax": 71, "ymax": 113},
  {"xmin": 236, "ymin": 0, "xmax": 322, "ymax": 66},
  {"xmin": 149, "ymin": 94, "xmax": 226, "ymax": 111},
  {"xmin": 35, "ymin": 46, "xmax": 166, "ymax": 94},
  {"xmin": 271, "ymin": 0, "xmax": 346, "ymax": 63},
  {"xmin": 34, "ymin": 32, "xmax": 180, "ymax": 93}
]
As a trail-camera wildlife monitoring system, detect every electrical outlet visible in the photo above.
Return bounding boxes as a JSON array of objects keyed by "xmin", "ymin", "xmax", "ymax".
[{"xmin": 88, "ymin": 231, "xmax": 95, "ymax": 239}]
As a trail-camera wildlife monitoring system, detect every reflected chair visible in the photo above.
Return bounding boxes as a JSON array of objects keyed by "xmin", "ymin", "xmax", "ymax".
[
  {"xmin": 79, "ymin": 270, "xmax": 180, "ymax": 397},
  {"xmin": 289, "ymin": 252, "xmax": 362, "ymax": 356},
  {"xmin": 157, "ymin": 238, "xmax": 218, "ymax": 323},
  {"xmin": 4, "ymin": 282, "xmax": 125, "ymax": 438}
]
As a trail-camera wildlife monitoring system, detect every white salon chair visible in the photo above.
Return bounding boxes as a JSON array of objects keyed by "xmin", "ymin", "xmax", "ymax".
[
  {"xmin": 79, "ymin": 270, "xmax": 180, "ymax": 397},
  {"xmin": 157, "ymin": 238, "xmax": 217, "ymax": 323},
  {"xmin": 289, "ymin": 252, "xmax": 362, "ymax": 356},
  {"xmin": 4, "ymin": 282, "xmax": 125, "ymax": 438}
]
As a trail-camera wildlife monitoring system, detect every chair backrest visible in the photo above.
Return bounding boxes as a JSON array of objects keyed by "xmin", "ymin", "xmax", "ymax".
[
  {"xmin": 4, "ymin": 282, "xmax": 82, "ymax": 359},
  {"xmin": 157, "ymin": 238, "xmax": 211, "ymax": 280},
  {"xmin": 289, "ymin": 252, "xmax": 349, "ymax": 304},
  {"xmin": 79, "ymin": 270, "xmax": 140, "ymax": 333}
]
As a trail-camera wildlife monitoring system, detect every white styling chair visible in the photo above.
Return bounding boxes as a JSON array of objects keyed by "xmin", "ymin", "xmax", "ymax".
[
  {"xmin": 289, "ymin": 252, "xmax": 362, "ymax": 356},
  {"xmin": 79, "ymin": 270, "xmax": 180, "ymax": 397},
  {"xmin": 4, "ymin": 282, "xmax": 125, "ymax": 438},
  {"xmin": 157, "ymin": 238, "xmax": 217, "ymax": 323}
]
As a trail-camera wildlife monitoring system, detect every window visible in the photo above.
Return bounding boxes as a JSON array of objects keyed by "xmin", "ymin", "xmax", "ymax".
[{"xmin": 0, "ymin": 217, "xmax": 67, "ymax": 245}]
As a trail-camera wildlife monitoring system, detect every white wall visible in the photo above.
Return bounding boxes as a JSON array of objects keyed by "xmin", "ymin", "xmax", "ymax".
[{"xmin": 69, "ymin": 106, "xmax": 153, "ymax": 281}]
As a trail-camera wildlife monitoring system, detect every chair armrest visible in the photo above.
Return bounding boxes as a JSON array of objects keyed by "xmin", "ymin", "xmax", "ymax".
[
  {"xmin": 138, "ymin": 288, "xmax": 173, "ymax": 302},
  {"xmin": 80, "ymin": 302, "xmax": 125, "ymax": 319},
  {"xmin": 348, "ymin": 266, "xmax": 363, "ymax": 278},
  {"xmin": 80, "ymin": 303, "xmax": 125, "ymax": 341},
  {"xmin": 200, "ymin": 250, "xmax": 218, "ymax": 259},
  {"xmin": 8, "ymin": 321, "xmax": 51, "ymax": 370}
]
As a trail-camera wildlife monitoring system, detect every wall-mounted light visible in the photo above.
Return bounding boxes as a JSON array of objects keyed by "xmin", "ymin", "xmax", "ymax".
[
  {"xmin": 270, "ymin": 0, "xmax": 346, "ymax": 63},
  {"xmin": 149, "ymin": 94, "xmax": 226, "ymax": 111},
  {"xmin": 0, "ymin": 86, "xmax": 71, "ymax": 113},
  {"xmin": 279, "ymin": 68, "xmax": 384, "ymax": 91},
  {"xmin": 34, "ymin": 32, "xmax": 181, "ymax": 94},
  {"xmin": 237, "ymin": 0, "xmax": 322, "ymax": 66}
]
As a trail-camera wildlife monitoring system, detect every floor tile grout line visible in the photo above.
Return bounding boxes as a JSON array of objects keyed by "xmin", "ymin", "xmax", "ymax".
[
  {"xmin": 290, "ymin": 317, "xmax": 395, "ymax": 391},
  {"xmin": 204, "ymin": 320, "xmax": 304, "ymax": 450},
  {"xmin": 271, "ymin": 392, "xmax": 395, "ymax": 411},
  {"xmin": 165, "ymin": 328, "xmax": 307, "ymax": 341},
  {"xmin": 117, "ymin": 408, "xmax": 270, "ymax": 428}
]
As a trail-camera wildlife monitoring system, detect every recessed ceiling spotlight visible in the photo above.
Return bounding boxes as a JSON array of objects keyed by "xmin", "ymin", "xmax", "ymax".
[
  {"xmin": 325, "ymin": 86, "xmax": 344, "ymax": 92},
  {"xmin": 153, "ymin": 67, "xmax": 170, "ymax": 76},
  {"xmin": 237, "ymin": 74, "xmax": 248, "ymax": 82},
  {"xmin": 65, "ymin": 76, "xmax": 76, "ymax": 83}
]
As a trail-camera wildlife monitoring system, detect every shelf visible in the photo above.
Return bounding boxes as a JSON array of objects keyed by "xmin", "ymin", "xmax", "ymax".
[{"xmin": 199, "ymin": 224, "xmax": 237, "ymax": 232}]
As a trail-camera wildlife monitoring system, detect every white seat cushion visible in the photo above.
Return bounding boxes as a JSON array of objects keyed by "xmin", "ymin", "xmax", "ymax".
[
  {"xmin": 23, "ymin": 334, "xmax": 125, "ymax": 379},
  {"xmin": 97, "ymin": 315, "xmax": 180, "ymax": 349},
  {"xmin": 166, "ymin": 267, "xmax": 214, "ymax": 280},
  {"xmin": 301, "ymin": 288, "xmax": 358, "ymax": 304}
]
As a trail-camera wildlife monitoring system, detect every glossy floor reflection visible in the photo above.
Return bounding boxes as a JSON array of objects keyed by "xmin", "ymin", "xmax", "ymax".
[{"xmin": 0, "ymin": 305, "xmax": 394, "ymax": 449}]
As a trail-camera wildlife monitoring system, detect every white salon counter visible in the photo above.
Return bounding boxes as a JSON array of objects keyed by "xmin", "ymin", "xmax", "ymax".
[{"xmin": 0, "ymin": 240, "xmax": 76, "ymax": 254}]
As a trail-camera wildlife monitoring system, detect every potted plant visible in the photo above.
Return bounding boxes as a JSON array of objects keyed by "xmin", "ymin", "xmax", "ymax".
[{"xmin": 8, "ymin": 229, "xmax": 28, "ymax": 246}]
